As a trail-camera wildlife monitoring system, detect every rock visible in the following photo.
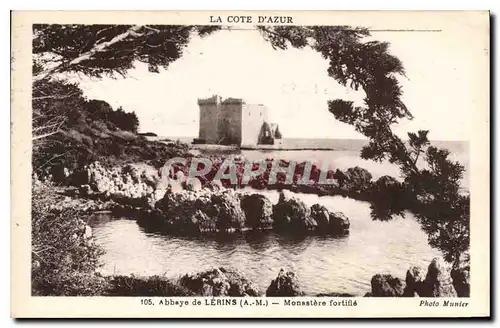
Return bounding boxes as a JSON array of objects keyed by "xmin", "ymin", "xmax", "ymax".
[
  {"xmin": 83, "ymin": 225, "xmax": 93, "ymax": 240},
  {"xmin": 50, "ymin": 165, "xmax": 70, "ymax": 183},
  {"xmin": 371, "ymin": 175, "xmax": 406, "ymax": 219},
  {"xmin": 184, "ymin": 177, "xmax": 202, "ymax": 192},
  {"xmin": 344, "ymin": 166, "xmax": 373, "ymax": 192},
  {"xmin": 424, "ymin": 258, "xmax": 457, "ymax": 297},
  {"xmin": 273, "ymin": 191, "xmax": 314, "ymax": 231},
  {"xmin": 310, "ymin": 204, "xmax": 330, "ymax": 228},
  {"xmin": 329, "ymin": 212, "xmax": 350, "ymax": 234},
  {"xmin": 156, "ymin": 189, "xmax": 245, "ymax": 233},
  {"xmin": 175, "ymin": 170, "xmax": 186, "ymax": 183},
  {"xmin": 317, "ymin": 292, "xmax": 356, "ymax": 297},
  {"xmin": 266, "ymin": 269, "xmax": 304, "ymax": 296},
  {"xmin": 155, "ymin": 175, "xmax": 171, "ymax": 190},
  {"xmin": 404, "ymin": 266, "xmax": 426, "ymax": 296},
  {"xmin": 333, "ymin": 169, "xmax": 348, "ymax": 186},
  {"xmin": 189, "ymin": 209, "xmax": 215, "ymax": 232},
  {"xmin": 451, "ymin": 251, "xmax": 470, "ymax": 297},
  {"xmin": 309, "ymin": 204, "xmax": 350, "ymax": 234},
  {"xmin": 451, "ymin": 267, "xmax": 470, "ymax": 297},
  {"xmin": 179, "ymin": 267, "xmax": 259, "ymax": 296},
  {"xmin": 146, "ymin": 189, "xmax": 167, "ymax": 208},
  {"xmin": 210, "ymin": 190, "xmax": 246, "ymax": 231},
  {"xmin": 156, "ymin": 190, "xmax": 199, "ymax": 231},
  {"xmin": 84, "ymin": 162, "xmax": 160, "ymax": 203},
  {"xmin": 188, "ymin": 149, "xmax": 202, "ymax": 157},
  {"xmin": 167, "ymin": 180, "xmax": 183, "ymax": 193},
  {"xmin": 370, "ymin": 274, "xmax": 405, "ymax": 297},
  {"xmin": 205, "ymin": 179, "xmax": 224, "ymax": 191},
  {"xmin": 129, "ymin": 163, "xmax": 159, "ymax": 180},
  {"xmin": 240, "ymin": 193, "xmax": 273, "ymax": 229},
  {"xmin": 79, "ymin": 184, "xmax": 92, "ymax": 196}
]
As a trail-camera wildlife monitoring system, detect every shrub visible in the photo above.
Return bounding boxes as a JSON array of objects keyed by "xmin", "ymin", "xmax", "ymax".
[
  {"xmin": 107, "ymin": 275, "xmax": 192, "ymax": 296},
  {"xmin": 31, "ymin": 183, "xmax": 108, "ymax": 296}
]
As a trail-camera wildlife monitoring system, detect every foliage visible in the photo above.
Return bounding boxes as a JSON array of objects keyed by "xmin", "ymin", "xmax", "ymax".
[
  {"xmin": 258, "ymin": 26, "xmax": 469, "ymax": 264},
  {"xmin": 33, "ymin": 24, "xmax": 221, "ymax": 80},
  {"xmin": 30, "ymin": 24, "xmax": 217, "ymax": 296},
  {"xmin": 32, "ymin": 24, "xmax": 216, "ymax": 171},
  {"xmin": 84, "ymin": 100, "xmax": 140, "ymax": 133},
  {"xmin": 32, "ymin": 79, "xmax": 190, "ymax": 174},
  {"xmin": 31, "ymin": 183, "xmax": 108, "ymax": 295},
  {"xmin": 32, "ymin": 23, "xmax": 220, "ymax": 143},
  {"xmin": 107, "ymin": 275, "xmax": 193, "ymax": 296}
]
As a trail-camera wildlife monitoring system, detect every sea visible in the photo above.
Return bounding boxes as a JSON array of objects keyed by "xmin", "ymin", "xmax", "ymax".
[{"xmin": 90, "ymin": 138, "xmax": 469, "ymax": 295}]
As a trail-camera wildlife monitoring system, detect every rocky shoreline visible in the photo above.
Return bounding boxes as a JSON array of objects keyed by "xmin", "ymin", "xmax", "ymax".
[
  {"xmin": 106, "ymin": 256, "xmax": 468, "ymax": 297},
  {"xmin": 36, "ymin": 158, "xmax": 469, "ymax": 298},
  {"xmin": 51, "ymin": 161, "xmax": 352, "ymax": 235}
]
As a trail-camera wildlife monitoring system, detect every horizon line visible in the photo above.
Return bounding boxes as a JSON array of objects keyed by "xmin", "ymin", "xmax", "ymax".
[{"xmin": 151, "ymin": 135, "xmax": 469, "ymax": 143}]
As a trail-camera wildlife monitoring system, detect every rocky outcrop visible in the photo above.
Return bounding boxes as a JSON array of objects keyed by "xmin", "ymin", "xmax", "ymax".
[
  {"xmin": 424, "ymin": 258, "xmax": 458, "ymax": 297},
  {"xmin": 272, "ymin": 192, "xmax": 314, "ymax": 231},
  {"xmin": 328, "ymin": 212, "xmax": 350, "ymax": 234},
  {"xmin": 310, "ymin": 204, "xmax": 350, "ymax": 234},
  {"xmin": 404, "ymin": 266, "xmax": 426, "ymax": 296},
  {"xmin": 451, "ymin": 251, "xmax": 470, "ymax": 297},
  {"xmin": 183, "ymin": 177, "xmax": 203, "ymax": 192},
  {"xmin": 266, "ymin": 269, "xmax": 304, "ymax": 296},
  {"xmin": 317, "ymin": 292, "xmax": 356, "ymax": 297},
  {"xmin": 309, "ymin": 204, "xmax": 330, "ymax": 228},
  {"xmin": 205, "ymin": 179, "xmax": 224, "ymax": 191},
  {"xmin": 370, "ymin": 274, "xmax": 406, "ymax": 297},
  {"xmin": 179, "ymin": 267, "xmax": 259, "ymax": 296},
  {"xmin": 451, "ymin": 267, "xmax": 470, "ymax": 297},
  {"xmin": 377, "ymin": 258, "xmax": 462, "ymax": 297},
  {"xmin": 82, "ymin": 162, "xmax": 158, "ymax": 200},
  {"xmin": 156, "ymin": 188, "xmax": 245, "ymax": 233},
  {"xmin": 145, "ymin": 189, "xmax": 168, "ymax": 209},
  {"xmin": 240, "ymin": 193, "xmax": 273, "ymax": 230},
  {"xmin": 211, "ymin": 190, "xmax": 246, "ymax": 231},
  {"xmin": 370, "ymin": 175, "xmax": 406, "ymax": 219},
  {"xmin": 373, "ymin": 175, "xmax": 401, "ymax": 190},
  {"xmin": 69, "ymin": 161, "xmax": 352, "ymax": 235},
  {"xmin": 343, "ymin": 166, "xmax": 373, "ymax": 194}
]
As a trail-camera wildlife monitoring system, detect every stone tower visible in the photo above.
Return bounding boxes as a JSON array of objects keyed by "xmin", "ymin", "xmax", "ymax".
[{"xmin": 197, "ymin": 95, "xmax": 273, "ymax": 147}]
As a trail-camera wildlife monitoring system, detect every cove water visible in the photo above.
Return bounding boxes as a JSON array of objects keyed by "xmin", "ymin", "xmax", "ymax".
[{"xmin": 90, "ymin": 189, "xmax": 442, "ymax": 295}]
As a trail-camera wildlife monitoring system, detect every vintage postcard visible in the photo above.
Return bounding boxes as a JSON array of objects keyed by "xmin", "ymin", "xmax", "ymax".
[{"xmin": 11, "ymin": 10, "xmax": 490, "ymax": 318}]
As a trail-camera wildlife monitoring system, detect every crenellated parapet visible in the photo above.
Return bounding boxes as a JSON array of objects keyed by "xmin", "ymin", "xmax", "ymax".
[
  {"xmin": 198, "ymin": 95, "xmax": 222, "ymax": 106},
  {"xmin": 222, "ymin": 97, "xmax": 245, "ymax": 105},
  {"xmin": 197, "ymin": 95, "xmax": 246, "ymax": 106}
]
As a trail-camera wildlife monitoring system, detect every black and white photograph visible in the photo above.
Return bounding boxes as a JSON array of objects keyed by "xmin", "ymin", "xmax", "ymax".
[{"xmin": 11, "ymin": 10, "xmax": 490, "ymax": 318}]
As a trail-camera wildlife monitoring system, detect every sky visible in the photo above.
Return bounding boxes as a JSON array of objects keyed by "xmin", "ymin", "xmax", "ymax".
[{"xmin": 76, "ymin": 27, "xmax": 478, "ymax": 141}]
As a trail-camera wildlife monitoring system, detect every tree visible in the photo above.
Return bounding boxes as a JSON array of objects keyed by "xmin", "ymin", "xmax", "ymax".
[
  {"xmin": 32, "ymin": 24, "xmax": 220, "ymax": 141},
  {"xmin": 258, "ymin": 26, "xmax": 469, "ymax": 265},
  {"xmin": 32, "ymin": 80, "xmax": 85, "ymax": 140},
  {"xmin": 33, "ymin": 24, "xmax": 221, "ymax": 81},
  {"xmin": 32, "ymin": 24, "xmax": 220, "ymax": 167},
  {"xmin": 108, "ymin": 106, "xmax": 140, "ymax": 133}
]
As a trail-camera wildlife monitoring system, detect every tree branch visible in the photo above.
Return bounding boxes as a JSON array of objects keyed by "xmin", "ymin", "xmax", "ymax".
[
  {"xmin": 32, "ymin": 25, "xmax": 144, "ymax": 82},
  {"xmin": 32, "ymin": 130, "xmax": 61, "ymax": 141},
  {"xmin": 32, "ymin": 92, "xmax": 79, "ymax": 101}
]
